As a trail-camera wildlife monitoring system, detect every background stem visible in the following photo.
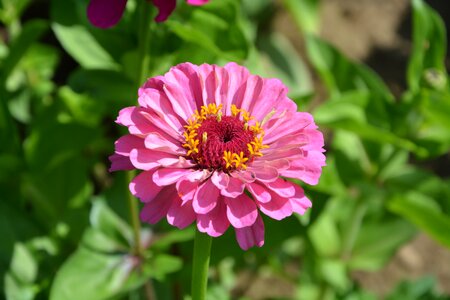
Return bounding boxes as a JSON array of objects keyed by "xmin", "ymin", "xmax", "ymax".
[{"xmin": 191, "ymin": 231, "xmax": 213, "ymax": 300}]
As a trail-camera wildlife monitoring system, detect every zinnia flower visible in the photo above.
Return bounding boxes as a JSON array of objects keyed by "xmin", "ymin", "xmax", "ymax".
[
  {"xmin": 87, "ymin": 0, "xmax": 209, "ymax": 28},
  {"xmin": 110, "ymin": 63, "xmax": 326, "ymax": 250}
]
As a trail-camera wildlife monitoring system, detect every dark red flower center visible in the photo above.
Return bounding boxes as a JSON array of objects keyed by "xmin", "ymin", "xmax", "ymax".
[{"xmin": 195, "ymin": 116, "xmax": 255, "ymax": 170}]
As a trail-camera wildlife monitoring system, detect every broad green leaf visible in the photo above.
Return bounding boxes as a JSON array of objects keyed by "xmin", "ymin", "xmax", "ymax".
[
  {"xmin": 407, "ymin": 0, "xmax": 447, "ymax": 92},
  {"xmin": 349, "ymin": 220, "xmax": 416, "ymax": 271},
  {"xmin": 388, "ymin": 192, "xmax": 450, "ymax": 248},
  {"xmin": 9, "ymin": 243, "xmax": 37, "ymax": 284},
  {"xmin": 52, "ymin": 24, "xmax": 119, "ymax": 70}
]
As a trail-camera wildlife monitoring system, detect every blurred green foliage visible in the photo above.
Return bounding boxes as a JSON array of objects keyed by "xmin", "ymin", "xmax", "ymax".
[{"xmin": 0, "ymin": 0, "xmax": 449, "ymax": 299}]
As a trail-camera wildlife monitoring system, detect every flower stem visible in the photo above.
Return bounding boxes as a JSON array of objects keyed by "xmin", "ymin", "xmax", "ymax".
[
  {"xmin": 127, "ymin": 0, "xmax": 153, "ymax": 258},
  {"xmin": 137, "ymin": 1, "xmax": 153, "ymax": 86},
  {"xmin": 191, "ymin": 230, "xmax": 213, "ymax": 300}
]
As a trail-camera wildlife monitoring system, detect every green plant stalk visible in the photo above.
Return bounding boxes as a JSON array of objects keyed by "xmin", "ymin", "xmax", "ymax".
[
  {"xmin": 137, "ymin": 2, "xmax": 153, "ymax": 86},
  {"xmin": 127, "ymin": 0, "xmax": 153, "ymax": 258},
  {"xmin": 341, "ymin": 199, "xmax": 368, "ymax": 261},
  {"xmin": 191, "ymin": 230, "xmax": 213, "ymax": 300}
]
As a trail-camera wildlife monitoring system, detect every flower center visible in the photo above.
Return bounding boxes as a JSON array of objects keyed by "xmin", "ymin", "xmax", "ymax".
[{"xmin": 183, "ymin": 104, "xmax": 268, "ymax": 171}]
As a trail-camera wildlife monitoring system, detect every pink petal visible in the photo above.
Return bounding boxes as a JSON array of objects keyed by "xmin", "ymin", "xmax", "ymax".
[
  {"xmin": 264, "ymin": 112, "xmax": 313, "ymax": 144},
  {"xmin": 152, "ymin": 0, "xmax": 176, "ymax": 22},
  {"xmin": 109, "ymin": 154, "xmax": 134, "ymax": 172},
  {"xmin": 281, "ymin": 151, "xmax": 326, "ymax": 185},
  {"xmin": 290, "ymin": 185, "xmax": 312, "ymax": 215},
  {"xmin": 175, "ymin": 170, "xmax": 208, "ymax": 202},
  {"xmin": 222, "ymin": 63, "xmax": 250, "ymax": 115},
  {"xmin": 197, "ymin": 198, "xmax": 230, "ymax": 237},
  {"xmin": 192, "ymin": 179, "xmax": 220, "ymax": 214},
  {"xmin": 144, "ymin": 133, "xmax": 184, "ymax": 155},
  {"xmin": 116, "ymin": 106, "xmax": 135, "ymax": 126},
  {"xmin": 258, "ymin": 192, "xmax": 293, "ymax": 220},
  {"xmin": 129, "ymin": 170, "xmax": 163, "ymax": 203},
  {"xmin": 235, "ymin": 214, "xmax": 265, "ymax": 250},
  {"xmin": 265, "ymin": 178, "xmax": 296, "ymax": 198},
  {"xmin": 138, "ymin": 109, "xmax": 183, "ymax": 140},
  {"xmin": 152, "ymin": 168, "xmax": 192, "ymax": 186},
  {"xmin": 176, "ymin": 179, "xmax": 198, "ymax": 202},
  {"xmin": 225, "ymin": 194, "xmax": 258, "ymax": 228},
  {"xmin": 220, "ymin": 176, "xmax": 245, "ymax": 198},
  {"xmin": 140, "ymin": 186, "xmax": 176, "ymax": 224},
  {"xmin": 247, "ymin": 165, "xmax": 278, "ymax": 183},
  {"xmin": 87, "ymin": 0, "xmax": 127, "ymax": 29},
  {"xmin": 138, "ymin": 88, "xmax": 185, "ymax": 133},
  {"xmin": 167, "ymin": 198, "xmax": 196, "ymax": 229},
  {"xmin": 129, "ymin": 148, "xmax": 179, "ymax": 171},
  {"xmin": 247, "ymin": 78, "xmax": 289, "ymax": 121},
  {"xmin": 211, "ymin": 171, "xmax": 229, "ymax": 190},
  {"xmin": 247, "ymin": 182, "xmax": 271, "ymax": 203},
  {"xmin": 114, "ymin": 134, "xmax": 145, "ymax": 156}
]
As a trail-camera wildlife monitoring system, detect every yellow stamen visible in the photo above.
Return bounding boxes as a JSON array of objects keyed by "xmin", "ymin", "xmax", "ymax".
[
  {"xmin": 223, "ymin": 151, "xmax": 234, "ymax": 169},
  {"xmin": 232, "ymin": 151, "xmax": 249, "ymax": 170}
]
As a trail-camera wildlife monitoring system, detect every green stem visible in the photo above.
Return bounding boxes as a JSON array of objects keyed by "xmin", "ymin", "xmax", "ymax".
[
  {"xmin": 127, "ymin": 0, "xmax": 153, "ymax": 258},
  {"xmin": 191, "ymin": 231, "xmax": 213, "ymax": 300},
  {"xmin": 341, "ymin": 199, "xmax": 367, "ymax": 261},
  {"xmin": 137, "ymin": 2, "xmax": 153, "ymax": 87}
]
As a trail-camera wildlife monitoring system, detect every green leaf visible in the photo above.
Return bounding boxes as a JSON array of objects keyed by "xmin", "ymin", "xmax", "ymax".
[
  {"xmin": 308, "ymin": 213, "xmax": 341, "ymax": 257},
  {"xmin": 407, "ymin": 0, "xmax": 447, "ymax": 92},
  {"xmin": 68, "ymin": 69, "xmax": 135, "ymax": 106},
  {"xmin": 50, "ymin": 247, "xmax": 139, "ymax": 300},
  {"xmin": 305, "ymin": 35, "xmax": 393, "ymax": 128},
  {"xmin": 167, "ymin": 0, "xmax": 249, "ymax": 62},
  {"xmin": 282, "ymin": 0, "xmax": 320, "ymax": 34},
  {"xmin": 386, "ymin": 276, "xmax": 444, "ymax": 300},
  {"xmin": 349, "ymin": 220, "xmax": 416, "ymax": 271},
  {"xmin": 4, "ymin": 273, "xmax": 36, "ymax": 300},
  {"xmin": 319, "ymin": 259, "xmax": 350, "ymax": 292},
  {"xmin": 50, "ymin": 200, "xmax": 182, "ymax": 300},
  {"xmin": 52, "ymin": 24, "xmax": 119, "ymax": 70},
  {"xmin": 82, "ymin": 199, "xmax": 133, "ymax": 252},
  {"xmin": 0, "ymin": 20, "xmax": 48, "ymax": 84},
  {"xmin": 253, "ymin": 33, "xmax": 313, "ymax": 98},
  {"xmin": 0, "ymin": 0, "xmax": 32, "ymax": 24},
  {"xmin": 9, "ymin": 243, "xmax": 37, "ymax": 284},
  {"xmin": 388, "ymin": 192, "xmax": 450, "ymax": 248}
]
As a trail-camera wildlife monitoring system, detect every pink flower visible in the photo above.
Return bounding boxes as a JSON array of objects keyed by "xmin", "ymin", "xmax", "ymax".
[
  {"xmin": 87, "ymin": 0, "xmax": 209, "ymax": 28},
  {"xmin": 110, "ymin": 63, "xmax": 326, "ymax": 250}
]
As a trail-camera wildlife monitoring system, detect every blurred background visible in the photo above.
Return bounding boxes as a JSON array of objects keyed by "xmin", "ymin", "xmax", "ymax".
[{"xmin": 1, "ymin": 0, "xmax": 449, "ymax": 299}]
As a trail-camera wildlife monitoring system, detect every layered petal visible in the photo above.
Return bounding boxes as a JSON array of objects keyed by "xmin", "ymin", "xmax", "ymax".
[
  {"xmin": 225, "ymin": 194, "xmax": 258, "ymax": 228},
  {"xmin": 197, "ymin": 199, "xmax": 230, "ymax": 237},
  {"xmin": 235, "ymin": 214, "xmax": 265, "ymax": 250}
]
